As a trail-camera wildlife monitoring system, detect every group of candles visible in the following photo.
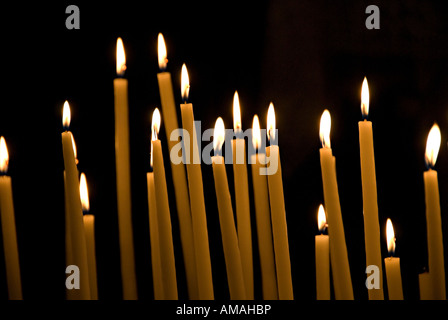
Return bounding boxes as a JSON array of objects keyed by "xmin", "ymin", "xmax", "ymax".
[{"xmin": 0, "ymin": 34, "xmax": 446, "ymax": 301}]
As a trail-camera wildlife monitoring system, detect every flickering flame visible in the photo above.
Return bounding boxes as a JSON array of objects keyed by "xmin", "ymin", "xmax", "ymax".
[
  {"xmin": 158, "ymin": 33, "xmax": 167, "ymax": 71},
  {"xmin": 116, "ymin": 37, "xmax": 126, "ymax": 76},
  {"xmin": 181, "ymin": 64, "xmax": 190, "ymax": 102},
  {"xmin": 0, "ymin": 137, "xmax": 9, "ymax": 174},
  {"xmin": 267, "ymin": 102, "xmax": 276, "ymax": 142},
  {"xmin": 62, "ymin": 100, "xmax": 71, "ymax": 130},
  {"xmin": 151, "ymin": 108, "xmax": 161, "ymax": 141},
  {"xmin": 233, "ymin": 91, "xmax": 242, "ymax": 133},
  {"xmin": 386, "ymin": 218, "xmax": 396, "ymax": 256},
  {"xmin": 252, "ymin": 115, "xmax": 261, "ymax": 150},
  {"xmin": 79, "ymin": 173, "xmax": 90, "ymax": 212},
  {"xmin": 319, "ymin": 109, "xmax": 331, "ymax": 148},
  {"xmin": 425, "ymin": 123, "xmax": 441, "ymax": 168},
  {"xmin": 361, "ymin": 77, "xmax": 369, "ymax": 118},
  {"xmin": 317, "ymin": 204, "xmax": 327, "ymax": 233},
  {"xmin": 71, "ymin": 134, "xmax": 78, "ymax": 163},
  {"xmin": 213, "ymin": 117, "xmax": 225, "ymax": 154}
]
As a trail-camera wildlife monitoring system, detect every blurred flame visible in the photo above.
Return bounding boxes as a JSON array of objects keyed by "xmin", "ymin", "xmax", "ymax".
[
  {"xmin": 386, "ymin": 218, "xmax": 396, "ymax": 256},
  {"xmin": 116, "ymin": 37, "xmax": 126, "ymax": 76},
  {"xmin": 319, "ymin": 109, "xmax": 331, "ymax": 148},
  {"xmin": 267, "ymin": 102, "xmax": 276, "ymax": 142},
  {"xmin": 252, "ymin": 115, "xmax": 261, "ymax": 150},
  {"xmin": 213, "ymin": 117, "xmax": 225, "ymax": 153},
  {"xmin": 233, "ymin": 91, "xmax": 242, "ymax": 133},
  {"xmin": 425, "ymin": 123, "xmax": 441, "ymax": 168},
  {"xmin": 317, "ymin": 204, "xmax": 327, "ymax": 232},
  {"xmin": 62, "ymin": 101, "xmax": 71, "ymax": 130},
  {"xmin": 361, "ymin": 77, "xmax": 369, "ymax": 118},
  {"xmin": 0, "ymin": 137, "xmax": 9, "ymax": 173},
  {"xmin": 181, "ymin": 64, "xmax": 190, "ymax": 102},
  {"xmin": 71, "ymin": 134, "xmax": 78, "ymax": 163},
  {"xmin": 80, "ymin": 172, "xmax": 90, "ymax": 212},
  {"xmin": 151, "ymin": 108, "xmax": 161, "ymax": 141},
  {"xmin": 158, "ymin": 33, "xmax": 167, "ymax": 70}
]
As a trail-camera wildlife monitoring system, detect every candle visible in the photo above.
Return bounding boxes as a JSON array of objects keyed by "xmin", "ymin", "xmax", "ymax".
[
  {"xmin": 419, "ymin": 271, "xmax": 432, "ymax": 300},
  {"xmin": 231, "ymin": 91, "xmax": 253, "ymax": 299},
  {"xmin": 114, "ymin": 37, "xmax": 137, "ymax": 300},
  {"xmin": 179, "ymin": 64, "xmax": 214, "ymax": 300},
  {"xmin": 315, "ymin": 204, "xmax": 330, "ymax": 300},
  {"xmin": 423, "ymin": 124, "xmax": 445, "ymax": 300},
  {"xmin": 212, "ymin": 117, "xmax": 246, "ymax": 300},
  {"xmin": 250, "ymin": 115, "xmax": 277, "ymax": 300},
  {"xmin": 358, "ymin": 78, "xmax": 384, "ymax": 300},
  {"xmin": 61, "ymin": 101, "xmax": 91, "ymax": 300},
  {"xmin": 157, "ymin": 34, "xmax": 197, "ymax": 299},
  {"xmin": 319, "ymin": 109, "xmax": 354, "ymax": 300},
  {"xmin": 80, "ymin": 173, "xmax": 98, "ymax": 300},
  {"xmin": 0, "ymin": 137, "xmax": 22, "ymax": 300},
  {"xmin": 151, "ymin": 108, "xmax": 178, "ymax": 300},
  {"xmin": 64, "ymin": 171, "xmax": 75, "ymax": 300},
  {"xmin": 384, "ymin": 218, "xmax": 403, "ymax": 300},
  {"xmin": 265, "ymin": 103, "xmax": 293, "ymax": 300}
]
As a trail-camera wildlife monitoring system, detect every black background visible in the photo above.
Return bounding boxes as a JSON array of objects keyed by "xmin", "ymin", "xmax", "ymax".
[{"xmin": 1, "ymin": 0, "xmax": 448, "ymax": 312}]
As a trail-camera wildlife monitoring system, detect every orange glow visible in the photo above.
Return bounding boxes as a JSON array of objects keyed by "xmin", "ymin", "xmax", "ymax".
[
  {"xmin": 386, "ymin": 218, "xmax": 396, "ymax": 256},
  {"xmin": 425, "ymin": 123, "xmax": 441, "ymax": 168},
  {"xmin": 80, "ymin": 173, "xmax": 90, "ymax": 212},
  {"xmin": 319, "ymin": 109, "xmax": 331, "ymax": 148},
  {"xmin": 116, "ymin": 37, "xmax": 126, "ymax": 76},
  {"xmin": 0, "ymin": 137, "xmax": 9, "ymax": 173},
  {"xmin": 317, "ymin": 204, "xmax": 327, "ymax": 232},
  {"xmin": 252, "ymin": 115, "xmax": 261, "ymax": 150},
  {"xmin": 233, "ymin": 91, "xmax": 242, "ymax": 133},
  {"xmin": 62, "ymin": 101, "xmax": 71, "ymax": 130},
  {"xmin": 267, "ymin": 102, "xmax": 276, "ymax": 142},
  {"xmin": 181, "ymin": 64, "xmax": 190, "ymax": 102},
  {"xmin": 157, "ymin": 33, "xmax": 167, "ymax": 70},
  {"xmin": 213, "ymin": 117, "xmax": 225, "ymax": 154}
]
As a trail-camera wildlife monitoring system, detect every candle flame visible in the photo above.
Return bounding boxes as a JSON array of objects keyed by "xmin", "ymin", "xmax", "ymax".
[
  {"xmin": 62, "ymin": 100, "xmax": 71, "ymax": 130},
  {"xmin": 318, "ymin": 204, "xmax": 327, "ymax": 232},
  {"xmin": 151, "ymin": 108, "xmax": 161, "ymax": 141},
  {"xmin": 181, "ymin": 63, "xmax": 190, "ymax": 102},
  {"xmin": 361, "ymin": 77, "xmax": 369, "ymax": 118},
  {"xmin": 267, "ymin": 102, "xmax": 276, "ymax": 142},
  {"xmin": 71, "ymin": 134, "xmax": 78, "ymax": 164},
  {"xmin": 252, "ymin": 115, "xmax": 261, "ymax": 150},
  {"xmin": 233, "ymin": 91, "xmax": 242, "ymax": 133},
  {"xmin": 158, "ymin": 33, "xmax": 167, "ymax": 71},
  {"xmin": 386, "ymin": 218, "xmax": 396, "ymax": 256},
  {"xmin": 425, "ymin": 123, "xmax": 441, "ymax": 168},
  {"xmin": 116, "ymin": 37, "xmax": 126, "ymax": 76},
  {"xmin": 319, "ymin": 109, "xmax": 331, "ymax": 148},
  {"xmin": 213, "ymin": 117, "xmax": 225, "ymax": 154},
  {"xmin": 0, "ymin": 137, "xmax": 9, "ymax": 174},
  {"xmin": 79, "ymin": 172, "xmax": 90, "ymax": 212}
]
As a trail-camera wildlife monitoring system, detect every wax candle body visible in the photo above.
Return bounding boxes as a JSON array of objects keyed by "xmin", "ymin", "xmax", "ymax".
[
  {"xmin": 83, "ymin": 214, "xmax": 98, "ymax": 300},
  {"xmin": 62, "ymin": 131, "xmax": 91, "ymax": 300},
  {"xmin": 423, "ymin": 169, "xmax": 446, "ymax": 299},
  {"xmin": 358, "ymin": 120, "xmax": 384, "ymax": 300},
  {"xmin": 250, "ymin": 154, "xmax": 277, "ymax": 300},
  {"xmin": 63, "ymin": 173, "xmax": 75, "ymax": 300},
  {"xmin": 266, "ymin": 145, "xmax": 293, "ymax": 300},
  {"xmin": 419, "ymin": 271, "xmax": 432, "ymax": 300},
  {"xmin": 152, "ymin": 139, "xmax": 178, "ymax": 300},
  {"xmin": 0, "ymin": 175, "xmax": 22, "ymax": 300},
  {"xmin": 384, "ymin": 257, "xmax": 403, "ymax": 300},
  {"xmin": 231, "ymin": 139, "xmax": 253, "ymax": 299},
  {"xmin": 315, "ymin": 234, "xmax": 330, "ymax": 300},
  {"xmin": 212, "ymin": 156, "xmax": 246, "ymax": 300},
  {"xmin": 113, "ymin": 78, "xmax": 137, "ymax": 300},
  {"xmin": 319, "ymin": 147, "xmax": 353, "ymax": 300},
  {"xmin": 157, "ymin": 72, "xmax": 197, "ymax": 299},
  {"xmin": 180, "ymin": 102, "xmax": 214, "ymax": 300}
]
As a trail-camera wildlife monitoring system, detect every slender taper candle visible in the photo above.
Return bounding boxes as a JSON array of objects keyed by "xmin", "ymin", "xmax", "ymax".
[
  {"xmin": 384, "ymin": 218, "xmax": 403, "ymax": 300},
  {"xmin": 315, "ymin": 205, "xmax": 330, "ymax": 300}
]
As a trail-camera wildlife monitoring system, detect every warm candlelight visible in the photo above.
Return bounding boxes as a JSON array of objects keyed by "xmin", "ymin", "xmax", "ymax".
[
  {"xmin": 157, "ymin": 34, "xmax": 197, "ymax": 299},
  {"xmin": 231, "ymin": 91, "xmax": 253, "ymax": 299},
  {"xmin": 114, "ymin": 37, "xmax": 137, "ymax": 300},
  {"xmin": 212, "ymin": 117, "xmax": 246, "ymax": 300},
  {"xmin": 0, "ymin": 137, "xmax": 22, "ymax": 300},
  {"xmin": 423, "ymin": 123, "xmax": 445, "ymax": 300},
  {"xmin": 319, "ymin": 109, "xmax": 354, "ymax": 300},
  {"xmin": 358, "ymin": 77, "xmax": 384, "ymax": 300},
  {"xmin": 266, "ymin": 103, "xmax": 293, "ymax": 300},
  {"xmin": 180, "ymin": 64, "xmax": 214, "ymax": 300},
  {"xmin": 315, "ymin": 204, "xmax": 330, "ymax": 300},
  {"xmin": 384, "ymin": 218, "xmax": 403, "ymax": 300}
]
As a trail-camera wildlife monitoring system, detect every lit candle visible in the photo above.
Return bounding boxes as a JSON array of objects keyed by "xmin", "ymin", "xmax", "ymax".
[
  {"xmin": 61, "ymin": 101, "xmax": 91, "ymax": 300},
  {"xmin": 265, "ymin": 103, "xmax": 293, "ymax": 300},
  {"xmin": 315, "ymin": 204, "xmax": 330, "ymax": 300},
  {"xmin": 151, "ymin": 108, "xmax": 178, "ymax": 300},
  {"xmin": 231, "ymin": 91, "xmax": 253, "ymax": 299},
  {"xmin": 358, "ymin": 77, "xmax": 384, "ymax": 299},
  {"xmin": 80, "ymin": 173, "xmax": 98, "ymax": 300},
  {"xmin": 0, "ymin": 137, "xmax": 22, "ymax": 300},
  {"xmin": 250, "ymin": 115, "xmax": 277, "ymax": 300},
  {"xmin": 423, "ymin": 124, "xmax": 445, "ymax": 300},
  {"xmin": 114, "ymin": 37, "xmax": 137, "ymax": 300},
  {"xmin": 384, "ymin": 218, "xmax": 403, "ymax": 300},
  {"xmin": 180, "ymin": 64, "xmax": 214, "ymax": 300},
  {"xmin": 319, "ymin": 109, "xmax": 353, "ymax": 300},
  {"xmin": 157, "ymin": 34, "xmax": 197, "ymax": 299},
  {"xmin": 212, "ymin": 117, "xmax": 246, "ymax": 300}
]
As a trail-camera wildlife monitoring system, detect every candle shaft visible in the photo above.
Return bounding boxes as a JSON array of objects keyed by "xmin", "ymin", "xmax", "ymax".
[
  {"xmin": 384, "ymin": 257, "xmax": 403, "ymax": 300},
  {"xmin": 83, "ymin": 214, "xmax": 98, "ymax": 300},
  {"xmin": 419, "ymin": 271, "xmax": 432, "ymax": 300},
  {"xmin": 64, "ymin": 172, "xmax": 75, "ymax": 300},
  {"xmin": 315, "ymin": 235, "xmax": 330, "ymax": 300}
]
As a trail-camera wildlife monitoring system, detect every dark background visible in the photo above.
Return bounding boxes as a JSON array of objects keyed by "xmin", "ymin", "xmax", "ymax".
[{"xmin": 0, "ymin": 0, "xmax": 447, "ymax": 309}]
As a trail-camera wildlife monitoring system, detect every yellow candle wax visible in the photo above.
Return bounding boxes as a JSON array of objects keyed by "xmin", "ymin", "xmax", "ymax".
[
  {"xmin": 114, "ymin": 38, "xmax": 137, "ymax": 300},
  {"xmin": 358, "ymin": 78, "xmax": 384, "ymax": 300},
  {"xmin": 63, "ymin": 172, "xmax": 75, "ymax": 300},
  {"xmin": 157, "ymin": 34, "xmax": 197, "ymax": 299},
  {"xmin": 315, "ymin": 205, "xmax": 330, "ymax": 300},
  {"xmin": 180, "ymin": 64, "xmax": 214, "ymax": 300},
  {"xmin": 319, "ymin": 110, "xmax": 353, "ymax": 300},
  {"xmin": 419, "ymin": 271, "xmax": 432, "ymax": 300},
  {"xmin": 0, "ymin": 137, "xmax": 22, "ymax": 300},
  {"xmin": 384, "ymin": 219, "xmax": 403, "ymax": 300}
]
